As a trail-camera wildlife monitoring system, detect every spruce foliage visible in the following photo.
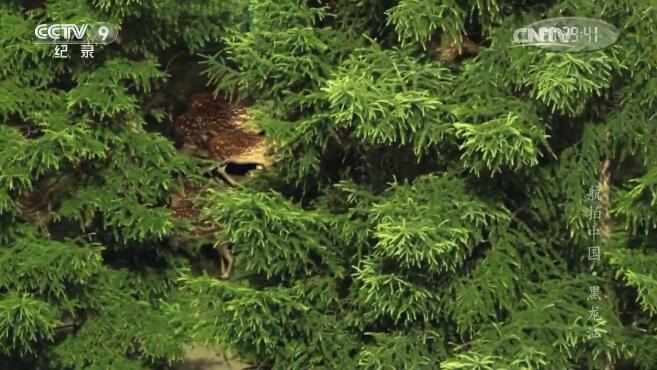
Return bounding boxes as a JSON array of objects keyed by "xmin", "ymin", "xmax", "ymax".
[{"xmin": 1, "ymin": 0, "xmax": 657, "ymax": 369}]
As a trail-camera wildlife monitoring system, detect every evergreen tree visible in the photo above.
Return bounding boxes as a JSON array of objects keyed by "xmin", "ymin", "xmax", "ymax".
[
  {"xmin": 0, "ymin": 0, "xmax": 247, "ymax": 368},
  {"xmin": 173, "ymin": 0, "xmax": 657, "ymax": 369},
  {"xmin": 1, "ymin": 0, "xmax": 656, "ymax": 370}
]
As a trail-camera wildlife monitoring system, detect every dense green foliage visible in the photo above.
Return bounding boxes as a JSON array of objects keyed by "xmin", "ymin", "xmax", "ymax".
[{"xmin": 1, "ymin": 0, "xmax": 656, "ymax": 369}]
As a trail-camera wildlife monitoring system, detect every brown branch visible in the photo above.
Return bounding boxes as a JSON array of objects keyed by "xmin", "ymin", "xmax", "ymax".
[{"xmin": 599, "ymin": 157, "xmax": 612, "ymax": 244}]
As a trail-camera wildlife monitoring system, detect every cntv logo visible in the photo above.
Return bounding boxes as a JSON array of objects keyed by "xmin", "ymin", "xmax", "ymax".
[
  {"xmin": 34, "ymin": 23, "xmax": 117, "ymax": 44},
  {"xmin": 513, "ymin": 27, "xmax": 578, "ymax": 44},
  {"xmin": 512, "ymin": 17, "xmax": 619, "ymax": 52}
]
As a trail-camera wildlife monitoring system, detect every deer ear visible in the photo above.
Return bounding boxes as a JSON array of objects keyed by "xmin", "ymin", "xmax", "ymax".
[
  {"xmin": 434, "ymin": 35, "xmax": 480, "ymax": 63},
  {"xmin": 461, "ymin": 36, "xmax": 480, "ymax": 54}
]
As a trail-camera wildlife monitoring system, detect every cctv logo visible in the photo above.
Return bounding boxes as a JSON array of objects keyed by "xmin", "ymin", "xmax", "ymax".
[{"xmin": 34, "ymin": 24, "xmax": 88, "ymax": 42}]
